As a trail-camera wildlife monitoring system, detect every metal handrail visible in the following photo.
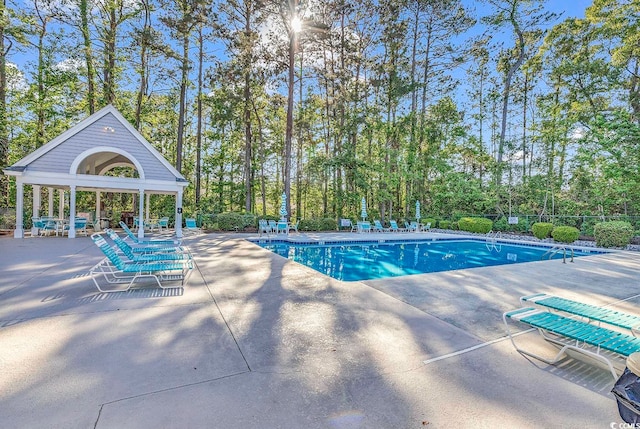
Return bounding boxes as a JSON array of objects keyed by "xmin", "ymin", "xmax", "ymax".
[
  {"xmin": 541, "ymin": 245, "xmax": 574, "ymax": 263},
  {"xmin": 485, "ymin": 231, "xmax": 502, "ymax": 252}
]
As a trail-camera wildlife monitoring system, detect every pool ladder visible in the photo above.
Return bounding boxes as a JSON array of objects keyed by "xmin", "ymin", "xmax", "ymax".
[
  {"xmin": 485, "ymin": 231, "xmax": 502, "ymax": 252},
  {"xmin": 542, "ymin": 245, "xmax": 574, "ymax": 263}
]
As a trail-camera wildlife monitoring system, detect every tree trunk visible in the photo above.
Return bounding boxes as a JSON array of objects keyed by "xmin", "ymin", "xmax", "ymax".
[
  {"xmin": 176, "ymin": 35, "xmax": 189, "ymax": 173},
  {"xmin": 103, "ymin": 5, "xmax": 117, "ymax": 105},
  {"xmin": 243, "ymin": 7, "xmax": 252, "ymax": 213},
  {"xmin": 35, "ymin": 9, "xmax": 47, "ymax": 148},
  {"xmin": 196, "ymin": 26, "xmax": 204, "ymax": 207},
  {"xmin": 496, "ymin": 16, "xmax": 525, "ymax": 187},
  {"xmin": 80, "ymin": 0, "xmax": 96, "ymax": 114},
  {"xmin": 406, "ymin": 3, "xmax": 420, "ymax": 209},
  {"xmin": 295, "ymin": 49, "xmax": 303, "ymax": 220},
  {"xmin": 135, "ymin": 0, "xmax": 150, "ymax": 129},
  {"xmin": 0, "ymin": 0, "xmax": 8, "ymax": 205},
  {"xmin": 252, "ymin": 100, "xmax": 266, "ymax": 216},
  {"xmin": 521, "ymin": 69, "xmax": 528, "ymax": 181},
  {"xmin": 283, "ymin": 7, "xmax": 296, "ymax": 221}
]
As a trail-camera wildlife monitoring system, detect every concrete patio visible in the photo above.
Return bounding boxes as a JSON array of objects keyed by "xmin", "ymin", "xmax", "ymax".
[{"xmin": 1, "ymin": 231, "xmax": 639, "ymax": 428}]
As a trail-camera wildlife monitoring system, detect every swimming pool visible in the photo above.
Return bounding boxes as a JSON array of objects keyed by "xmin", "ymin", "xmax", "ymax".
[{"xmin": 254, "ymin": 239, "xmax": 601, "ymax": 281}]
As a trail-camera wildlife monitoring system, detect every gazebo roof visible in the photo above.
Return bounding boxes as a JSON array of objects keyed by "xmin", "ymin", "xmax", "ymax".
[{"xmin": 3, "ymin": 105, "xmax": 188, "ymax": 194}]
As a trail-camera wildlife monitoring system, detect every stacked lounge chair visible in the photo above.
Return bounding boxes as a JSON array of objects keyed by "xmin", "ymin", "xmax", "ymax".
[
  {"xmin": 504, "ymin": 293, "xmax": 640, "ymax": 378},
  {"xmin": 90, "ymin": 233, "xmax": 191, "ymax": 293},
  {"xmin": 119, "ymin": 221, "xmax": 181, "ymax": 245}
]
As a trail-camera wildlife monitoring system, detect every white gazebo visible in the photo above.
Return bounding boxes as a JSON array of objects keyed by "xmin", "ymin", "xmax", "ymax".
[{"xmin": 3, "ymin": 105, "xmax": 189, "ymax": 238}]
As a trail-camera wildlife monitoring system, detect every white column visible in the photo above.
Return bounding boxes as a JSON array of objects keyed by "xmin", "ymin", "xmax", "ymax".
[
  {"xmin": 32, "ymin": 185, "xmax": 41, "ymax": 236},
  {"xmin": 58, "ymin": 189, "xmax": 64, "ymax": 219},
  {"xmin": 145, "ymin": 193, "xmax": 150, "ymax": 222},
  {"xmin": 14, "ymin": 180, "xmax": 24, "ymax": 238},
  {"xmin": 175, "ymin": 189, "xmax": 183, "ymax": 238},
  {"xmin": 48, "ymin": 188, "xmax": 54, "ymax": 217},
  {"xmin": 68, "ymin": 185, "xmax": 77, "ymax": 238},
  {"xmin": 138, "ymin": 189, "xmax": 145, "ymax": 239},
  {"xmin": 95, "ymin": 191, "xmax": 101, "ymax": 231}
]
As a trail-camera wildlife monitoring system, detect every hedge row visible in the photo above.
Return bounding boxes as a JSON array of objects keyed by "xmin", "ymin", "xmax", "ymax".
[{"xmin": 200, "ymin": 213, "xmax": 637, "ymax": 247}]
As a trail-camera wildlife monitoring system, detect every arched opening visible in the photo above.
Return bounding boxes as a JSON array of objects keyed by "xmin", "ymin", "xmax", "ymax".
[{"xmin": 70, "ymin": 147, "xmax": 145, "ymax": 179}]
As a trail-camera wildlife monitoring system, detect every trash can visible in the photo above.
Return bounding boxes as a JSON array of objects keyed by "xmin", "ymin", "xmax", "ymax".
[{"xmin": 612, "ymin": 352, "xmax": 640, "ymax": 423}]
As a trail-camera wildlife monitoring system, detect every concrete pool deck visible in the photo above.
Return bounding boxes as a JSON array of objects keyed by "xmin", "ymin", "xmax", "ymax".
[{"xmin": 1, "ymin": 230, "xmax": 639, "ymax": 428}]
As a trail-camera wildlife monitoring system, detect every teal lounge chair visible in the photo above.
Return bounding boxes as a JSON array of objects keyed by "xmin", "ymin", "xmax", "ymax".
[
  {"xmin": 63, "ymin": 217, "xmax": 88, "ymax": 236},
  {"xmin": 504, "ymin": 307, "xmax": 640, "ymax": 378},
  {"xmin": 405, "ymin": 221, "xmax": 419, "ymax": 232},
  {"xmin": 373, "ymin": 220, "xmax": 388, "ymax": 233},
  {"xmin": 32, "ymin": 217, "xmax": 46, "ymax": 236},
  {"xmin": 389, "ymin": 220, "xmax": 405, "ymax": 232},
  {"xmin": 184, "ymin": 218, "xmax": 202, "ymax": 234},
  {"xmin": 33, "ymin": 217, "xmax": 57, "ymax": 236},
  {"xmin": 104, "ymin": 230, "xmax": 190, "ymax": 261},
  {"xmin": 119, "ymin": 221, "xmax": 181, "ymax": 245},
  {"xmin": 90, "ymin": 234, "xmax": 191, "ymax": 292},
  {"xmin": 157, "ymin": 217, "xmax": 170, "ymax": 232},
  {"xmin": 258, "ymin": 219, "xmax": 272, "ymax": 236},
  {"xmin": 276, "ymin": 220, "xmax": 289, "ymax": 234},
  {"xmin": 357, "ymin": 221, "xmax": 371, "ymax": 233},
  {"xmin": 521, "ymin": 293, "xmax": 640, "ymax": 335}
]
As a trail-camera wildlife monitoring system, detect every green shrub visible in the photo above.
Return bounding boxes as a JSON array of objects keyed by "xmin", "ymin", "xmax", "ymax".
[
  {"xmin": 493, "ymin": 216, "xmax": 529, "ymax": 233},
  {"xmin": 319, "ymin": 218, "xmax": 337, "ymax": 231},
  {"xmin": 516, "ymin": 218, "xmax": 531, "ymax": 233},
  {"xmin": 451, "ymin": 221, "xmax": 459, "ymax": 230},
  {"xmin": 531, "ymin": 222, "xmax": 554, "ymax": 240},
  {"xmin": 299, "ymin": 218, "xmax": 336, "ymax": 231},
  {"xmin": 551, "ymin": 226, "xmax": 580, "ymax": 243},
  {"xmin": 594, "ymin": 221, "xmax": 635, "ymax": 248},
  {"xmin": 422, "ymin": 217, "xmax": 437, "ymax": 228},
  {"xmin": 240, "ymin": 213, "xmax": 257, "ymax": 229},
  {"xmin": 493, "ymin": 217, "xmax": 508, "ymax": 232},
  {"xmin": 299, "ymin": 219, "xmax": 317, "ymax": 231},
  {"xmin": 457, "ymin": 217, "xmax": 473, "ymax": 231},
  {"xmin": 475, "ymin": 218, "xmax": 493, "ymax": 233},
  {"xmin": 439, "ymin": 220, "xmax": 451, "ymax": 229},
  {"xmin": 580, "ymin": 218, "xmax": 598, "ymax": 237},
  {"xmin": 216, "ymin": 212, "xmax": 244, "ymax": 231},
  {"xmin": 458, "ymin": 217, "xmax": 493, "ymax": 234}
]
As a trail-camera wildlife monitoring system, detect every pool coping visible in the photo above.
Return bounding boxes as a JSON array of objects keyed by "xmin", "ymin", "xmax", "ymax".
[{"xmin": 247, "ymin": 232, "xmax": 612, "ymax": 255}]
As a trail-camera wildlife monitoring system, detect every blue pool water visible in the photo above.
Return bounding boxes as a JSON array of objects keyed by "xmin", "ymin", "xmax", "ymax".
[{"xmin": 255, "ymin": 239, "xmax": 599, "ymax": 281}]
